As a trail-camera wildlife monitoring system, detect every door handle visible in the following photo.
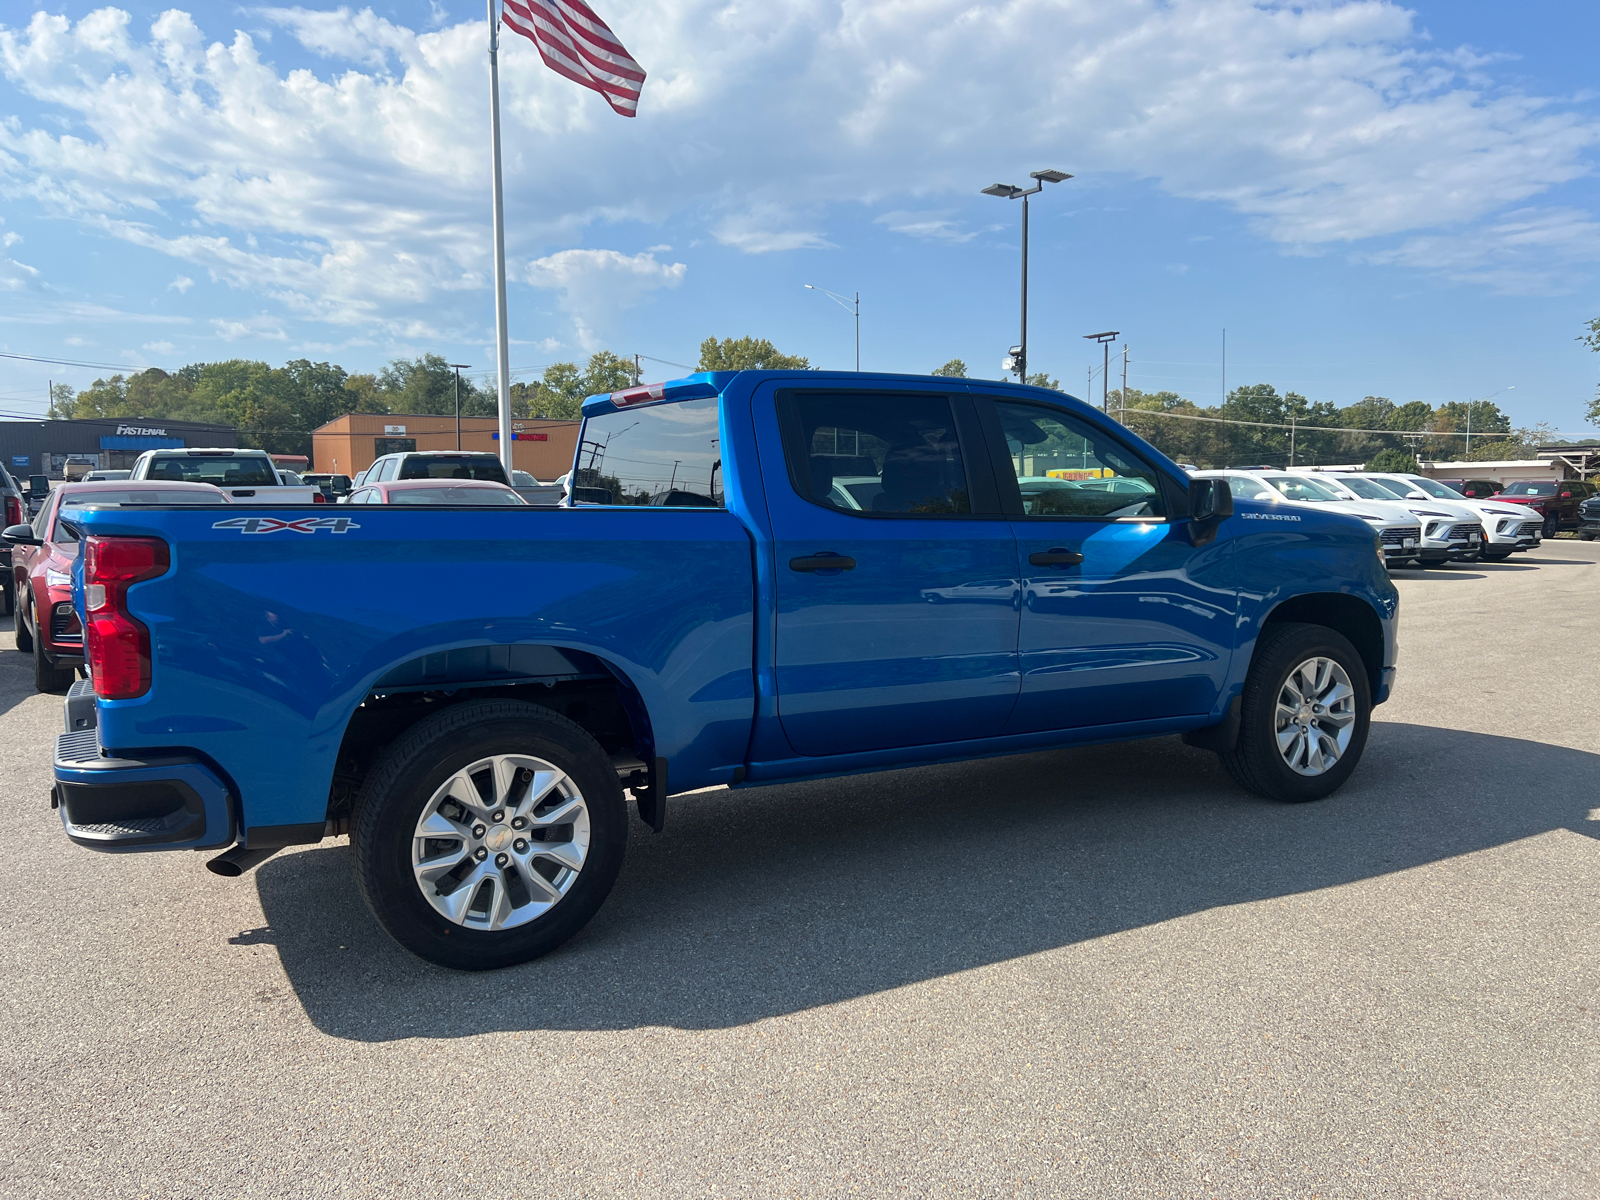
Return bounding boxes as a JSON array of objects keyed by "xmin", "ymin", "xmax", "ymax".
[
  {"xmin": 790, "ymin": 554, "xmax": 857, "ymax": 572},
  {"xmin": 1028, "ymin": 548, "xmax": 1084, "ymax": 567}
]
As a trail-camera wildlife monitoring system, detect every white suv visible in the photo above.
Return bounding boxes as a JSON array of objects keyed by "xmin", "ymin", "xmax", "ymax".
[
  {"xmin": 1192, "ymin": 470, "xmax": 1423, "ymax": 569},
  {"xmin": 1360, "ymin": 473, "xmax": 1539, "ymax": 561},
  {"xmin": 1315, "ymin": 473, "xmax": 1483, "ymax": 567}
]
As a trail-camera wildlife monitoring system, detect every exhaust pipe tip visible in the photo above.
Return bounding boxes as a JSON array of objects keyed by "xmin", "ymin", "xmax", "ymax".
[{"xmin": 206, "ymin": 844, "xmax": 280, "ymax": 878}]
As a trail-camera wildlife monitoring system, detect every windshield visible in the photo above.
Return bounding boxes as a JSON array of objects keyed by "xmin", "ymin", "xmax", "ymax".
[
  {"xmin": 1263, "ymin": 475, "xmax": 1342, "ymax": 502},
  {"xmin": 1400, "ymin": 476, "xmax": 1460, "ymax": 499},
  {"xmin": 1501, "ymin": 481, "xmax": 1557, "ymax": 496},
  {"xmin": 1338, "ymin": 476, "xmax": 1402, "ymax": 500},
  {"xmin": 387, "ymin": 486, "xmax": 525, "ymax": 505},
  {"xmin": 397, "ymin": 455, "xmax": 509, "ymax": 483},
  {"xmin": 145, "ymin": 455, "xmax": 277, "ymax": 486}
]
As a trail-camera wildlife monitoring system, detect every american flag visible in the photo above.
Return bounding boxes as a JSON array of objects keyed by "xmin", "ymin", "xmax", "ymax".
[{"xmin": 500, "ymin": 0, "xmax": 646, "ymax": 118}]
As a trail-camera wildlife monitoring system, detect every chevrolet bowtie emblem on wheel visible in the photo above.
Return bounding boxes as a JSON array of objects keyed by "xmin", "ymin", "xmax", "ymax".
[{"xmin": 211, "ymin": 516, "xmax": 361, "ymax": 535}]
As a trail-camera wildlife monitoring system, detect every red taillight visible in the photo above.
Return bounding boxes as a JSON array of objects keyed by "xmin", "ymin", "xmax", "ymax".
[
  {"xmin": 3, "ymin": 495, "xmax": 19, "ymax": 528},
  {"xmin": 312, "ymin": 490, "xmax": 327, "ymax": 504},
  {"xmin": 84, "ymin": 535, "xmax": 169, "ymax": 700}
]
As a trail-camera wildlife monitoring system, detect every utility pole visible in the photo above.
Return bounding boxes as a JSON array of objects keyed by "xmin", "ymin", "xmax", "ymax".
[
  {"xmin": 633, "ymin": 354, "xmax": 642, "ymax": 386},
  {"xmin": 1084, "ymin": 331, "xmax": 1119, "ymax": 413},
  {"xmin": 449, "ymin": 364, "xmax": 471, "ymax": 451},
  {"xmin": 1289, "ymin": 418, "xmax": 1296, "ymax": 468},
  {"xmin": 1221, "ymin": 328, "xmax": 1226, "ymax": 404},
  {"xmin": 1120, "ymin": 344, "xmax": 1128, "ymax": 424}
]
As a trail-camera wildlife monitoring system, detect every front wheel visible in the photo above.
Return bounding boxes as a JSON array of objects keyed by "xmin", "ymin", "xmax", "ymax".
[
  {"xmin": 1544, "ymin": 514, "xmax": 1559, "ymax": 538},
  {"xmin": 352, "ymin": 699, "xmax": 628, "ymax": 970},
  {"xmin": 1482, "ymin": 547, "xmax": 1514, "ymax": 561},
  {"xmin": 13, "ymin": 592, "xmax": 32, "ymax": 654},
  {"xmin": 1220, "ymin": 622, "xmax": 1372, "ymax": 803},
  {"xmin": 33, "ymin": 637, "xmax": 75, "ymax": 694}
]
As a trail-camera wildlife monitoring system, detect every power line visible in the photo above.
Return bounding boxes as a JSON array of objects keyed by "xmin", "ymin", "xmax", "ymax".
[
  {"xmin": 0, "ymin": 351, "xmax": 160, "ymax": 372},
  {"xmin": 1121, "ymin": 407, "xmax": 1596, "ymax": 439}
]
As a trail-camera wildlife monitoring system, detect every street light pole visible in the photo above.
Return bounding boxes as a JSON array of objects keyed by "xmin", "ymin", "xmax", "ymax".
[
  {"xmin": 803, "ymin": 285, "xmax": 860, "ymax": 370},
  {"xmin": 982, "ymin": 169, "xmax": 1072, "ymax": 383},
  {"xmin": 1083, "ymin": 331, "xmax": 1119, "ymax": 412},
  {"xmin": 449, "ymin": 363, "xmax": 471, "ymax": 451}
]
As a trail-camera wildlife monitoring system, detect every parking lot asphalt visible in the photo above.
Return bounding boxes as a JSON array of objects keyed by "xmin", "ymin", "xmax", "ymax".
[{"xmin": 1, "ymin": 543, "xmax": 1597, "ymax": 1199}]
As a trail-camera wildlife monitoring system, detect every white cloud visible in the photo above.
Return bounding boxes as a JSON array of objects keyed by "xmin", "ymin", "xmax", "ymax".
[
  {"xmin": 874, "ymin": 211, "xmax": 978, "ymax": 243},
  {"xmin": 0, "ymin": 256, "xmax": 43, "ymax": 291},
  {"xmin": 1360, "ymin": 207, "xmax": 1600, "ymax": 295},
  {"xmin": 713, "ymin": 208, "xmax": 833, "ymax": 254},
  {"xmin": 63, "ymin": 335, "xmax": 90, "ymax": 345},
  {"xmin": 1, "ymin": 232, "xmax": 20, "ymax": 247},
  {"xmin": 0, "ymin": 0, "xmax": 1593, "ymax": 327},
  {"xmin": 522, "ymin": 249, "xmax": 685, "ymax": 351},
  {"xmin": 168, "ymin": 275, "xmax": 194, "ymax": 292},
  {"xmin": 212, "ymin": 315, "xmax": 287, "ymax": 341},
  {"xmin": 142, "ymin": 339, "xmax": 175, "ymax": 353}
]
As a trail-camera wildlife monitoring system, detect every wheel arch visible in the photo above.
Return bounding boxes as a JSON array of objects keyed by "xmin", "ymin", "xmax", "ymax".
[
  {"xmin": 1260, "ymin": 592, "xmax": 1384, "ymax": 695},
  {"xmin": 326, "ymin": 643, "xmax": 658, "ymax": 828}
]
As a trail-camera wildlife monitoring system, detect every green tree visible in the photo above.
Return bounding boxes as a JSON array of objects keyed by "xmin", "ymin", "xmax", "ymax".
[
  {"xmin": 1367, "ymin": 448, "xmax": 1420, "ymax": 473},
  {"xmin": 1025, "ymin": 372, "xmax": 1060, "ymax": 390},
  {"xmin": 930, "ymin": 359, "xmax": 968, "ymax": 377},
  {"xmin": 697, "ymin": 336, "xmax": 810, "ymax": 371},
  {"xmin": 532, "ymin": 352, "xmax": 637, "ymax": 420},
  {"xmin": 1463, "ymin": 439, "xmax": 1524, "ymax": 462},
  {"xmin": 374, "ymin": 354, "xmax": 490, "ymax": 417}
]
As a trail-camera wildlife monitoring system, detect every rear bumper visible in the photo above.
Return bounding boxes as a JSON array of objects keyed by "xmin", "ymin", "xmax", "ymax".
[{"xmin": 53, "ymin": 717, "xmax": 234, "ymax": 854}]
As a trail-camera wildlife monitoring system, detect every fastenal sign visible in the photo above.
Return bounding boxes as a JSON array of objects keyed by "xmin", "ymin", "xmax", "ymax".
[
  {"xmin": 383, "ymin": 425, "xmax": 407, "ymax": 435},
  {"xmin": 115, "ymin": 424, "xmax": 168, "ymax": 437}
]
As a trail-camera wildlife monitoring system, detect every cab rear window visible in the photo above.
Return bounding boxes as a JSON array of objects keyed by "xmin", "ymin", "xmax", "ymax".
[
  {"xmin": 397, "ymin": 456, "xmax": 509, "ymax": 483},
  {"xmin": 146, "ymin": 455, "xmax": 277, "ymax": 486}
]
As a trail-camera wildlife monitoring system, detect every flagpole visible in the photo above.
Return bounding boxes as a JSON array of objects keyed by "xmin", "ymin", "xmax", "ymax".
[{"xmin": 488, "ymin": 0, "xmax": 514, "ymax": 477}]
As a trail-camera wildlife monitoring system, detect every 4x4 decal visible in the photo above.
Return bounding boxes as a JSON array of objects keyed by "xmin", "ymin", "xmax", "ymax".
[{"xmin": 212, "ymin": 516, "xmax": 361, "ymax": 535}]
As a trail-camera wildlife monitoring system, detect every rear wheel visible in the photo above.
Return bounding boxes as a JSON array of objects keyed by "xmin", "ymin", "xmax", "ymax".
[
  {"xmin": 1220, "ymin": 622, "xmax": 1372, "ymax": 803},
  {"xmin": 352, "ymin": 699, "xmax": 628, "ymax": 970},
  {"xmin": 33, "ymin": 636, "xmax": 74, "ymax": 694},
  {"xmin": 1543, "ymin": 514, "xmax": 1559, "ymax": 538}
]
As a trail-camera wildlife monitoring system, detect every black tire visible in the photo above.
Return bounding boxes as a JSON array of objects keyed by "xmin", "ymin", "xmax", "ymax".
[
  {"xmin": 1543, "ymin": 514, "xmax": 1559, "ymax": 538},
  {"xmin": 1482, "ymin": 547, "xmax": 1513, "ymax": 561},
  {"xmin": 352, "ymin": 699, "xmax": 628, "ymax": 971},
  {"xmin": 13, "ymin": 592, "xmax": 32, "ymax": 654},
  {"xmin": 1220, "ymin": 622, "xmax": 1372, "ymax": 803},
  {"xmin": 33, "ymin": 636, "xmax": 74, "ymax": 694},
  {"xmin": 0, "ymin": 582, "xmax": 11, "ymax": 618}
]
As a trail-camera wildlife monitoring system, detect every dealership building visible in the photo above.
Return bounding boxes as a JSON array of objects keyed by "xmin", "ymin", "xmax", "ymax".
[
  {"xmin": 312, "ymin": 412, "xmax": 581, "ymax": 479},
  {"xmin": 0, "ymin": 417, "xmax": 238, "ymax": 478}
]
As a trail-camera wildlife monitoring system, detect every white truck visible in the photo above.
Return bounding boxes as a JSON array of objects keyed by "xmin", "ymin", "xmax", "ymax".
[{"xmin": 127, "ymin": 448, "xmax": 323, "ymax": 505}]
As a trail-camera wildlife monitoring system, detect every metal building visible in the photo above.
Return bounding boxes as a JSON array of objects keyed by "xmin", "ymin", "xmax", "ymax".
[{"xmin": 0, "ymin": 417, "xmax": 237, "ymax": 478}]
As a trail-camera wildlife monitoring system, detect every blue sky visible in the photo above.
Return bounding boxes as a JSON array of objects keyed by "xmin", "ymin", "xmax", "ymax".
[{"xmin": 1, "ymin": 0, "xmax": 1597, "ymax": 432}]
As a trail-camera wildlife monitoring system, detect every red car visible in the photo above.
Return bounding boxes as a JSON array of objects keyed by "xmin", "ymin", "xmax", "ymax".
[
  {"xmin": 343, "ymin": 479, "xmax": 528, "ymax": 506},
  {"xmin": 5, "ymin": 480, "xmax": 227, "ymax": 693}
]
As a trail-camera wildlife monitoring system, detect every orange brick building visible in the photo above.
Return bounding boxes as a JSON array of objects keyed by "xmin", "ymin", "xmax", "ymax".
[{"xmin": 311, "ymin": 413, "xmax": 581, "ymax": 480}]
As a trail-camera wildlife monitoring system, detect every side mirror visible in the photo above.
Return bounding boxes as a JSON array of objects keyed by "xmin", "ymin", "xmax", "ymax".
[
  {"xmin": 1561, "ymin": 491, "xmax": 1572, "ymax": 498},
  {"xmin": 1188, "ymin": 477, "xmax": 1233, "ymax": 521},
  {"xmin": 3, "ymin": 523, "xmax": 42, "ymax": 547}
]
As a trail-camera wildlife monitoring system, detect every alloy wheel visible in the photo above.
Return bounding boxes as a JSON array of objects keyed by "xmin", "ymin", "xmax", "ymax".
[
  {"xmin": 410, "ymin": 754, "xmax": 591, "ymax": 932},
  {"xmin": 1274, "ymin": 656, "xmax": 1357, "ymax": 777}
]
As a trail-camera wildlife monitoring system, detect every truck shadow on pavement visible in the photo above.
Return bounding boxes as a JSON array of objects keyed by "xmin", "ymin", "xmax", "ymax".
[{"xmin": 253, "ymin": 722, "xmax": 1600, "ymax": 1041}]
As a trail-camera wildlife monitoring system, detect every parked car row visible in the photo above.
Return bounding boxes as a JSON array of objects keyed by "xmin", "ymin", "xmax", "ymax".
[{"xmin": 1188, "ymin": 469, "xmax": 1547, "ymax": 568}]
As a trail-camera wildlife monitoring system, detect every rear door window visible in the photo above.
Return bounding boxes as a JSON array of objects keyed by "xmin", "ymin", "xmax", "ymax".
[{"xmin": 776, "ymin": 391, "xmax": 973, "ymax": 515}]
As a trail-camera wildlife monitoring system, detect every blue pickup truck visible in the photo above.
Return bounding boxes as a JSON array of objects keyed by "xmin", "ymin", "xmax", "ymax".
[{"xmin": 36, "ymin": 372, "xmax": 1397, "ymax": 970}]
